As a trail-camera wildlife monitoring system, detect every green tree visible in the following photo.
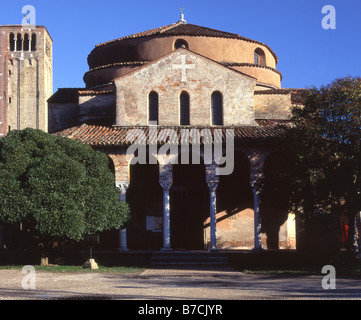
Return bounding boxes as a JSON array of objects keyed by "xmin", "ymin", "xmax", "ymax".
[
  {"xmin": 286, "ymin": 76, "xmax": 361, "ymax": 251},
  {"xmin": 0, "ymin": 128, "xmax": 129, "ymax": 264}
]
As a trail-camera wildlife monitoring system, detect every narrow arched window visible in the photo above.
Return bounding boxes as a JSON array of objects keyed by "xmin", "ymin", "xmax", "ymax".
[
  {"xmin": 180, "ymin": 91, "xmax": 190, "ymax": 125},
  {"xmin": 23, "ymin": 34, "xmax": 30, "ymax": 51},
  {"xmin": 16, "ymin": 33, "xmax": 22, "ymax": 51},
  {"xmin": 254, "ymin": 48, "xmax": 266, "ymax": 66},
  {"xmin": 9, "ymin": 33, "xmax": 15, "ymax": 51},
  {"xmin": 148, "ymin": 91, "xmax": 159, "ymax": 125},
  {"xmin": 212, "ymin": 91, "xmax": 223, "ymax": 125},
  {"xmin": 31, "ymin": 34, "xmax": 36, "ymax": 51},
  {"xmin": 174, "ymin": 39, "xmax": 189, "ymax": 50}
]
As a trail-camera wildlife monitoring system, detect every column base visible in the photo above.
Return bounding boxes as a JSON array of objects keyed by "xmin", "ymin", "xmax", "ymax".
[
  {"xmin": 160, "ymin": 247, "xmax": 173, "ymax": 251},
  {"xmin": 118, "ymin": 247, "xmax": 129, "ymax": 252},
  {"xmin": 251, "ymin": 247, "xmax": 264, "ymax": 253},
  {"xmin": 208, "ymin": 247, "xmax": 220, "ymax": 252}
]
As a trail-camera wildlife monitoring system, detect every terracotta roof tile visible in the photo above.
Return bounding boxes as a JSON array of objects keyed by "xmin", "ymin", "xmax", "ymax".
[
  {"xmin": 54, "ymin": 120, "xmax": 288, "ymax": 147},
  {"xmin": 78, "ymin": 89, "xmax": 114, "ymax": 96},
  {"xmin": 87, "ymin": 61, "xmax": 149, "ymax": 73},
  {"xmin": 94, "ymin": 22, "xmax": 278, "ymax": 63}
]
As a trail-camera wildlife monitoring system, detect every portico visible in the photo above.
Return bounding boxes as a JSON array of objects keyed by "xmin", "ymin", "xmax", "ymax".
[{"xmin": 110, "ymin": 140, "xmax": 277, "ymax": 252}]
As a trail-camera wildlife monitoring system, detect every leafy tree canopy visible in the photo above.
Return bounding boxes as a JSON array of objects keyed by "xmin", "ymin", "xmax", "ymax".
[
  {"xmin": 287, "ymin": 76, "xmax": 361, "ymax": 213},
  {"xmin": 0, "ymin": 128, "xmax": 129, "ymax": 243}
]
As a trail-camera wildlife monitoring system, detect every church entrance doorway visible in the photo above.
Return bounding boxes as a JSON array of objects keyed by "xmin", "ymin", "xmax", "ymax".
[
  {"xmin": 170, "ymin": 157, "xmax": 209, "ymax": 250},
  {"xmin": 127, "ymin": 154, "xmax": 163, "ymax": 250}
]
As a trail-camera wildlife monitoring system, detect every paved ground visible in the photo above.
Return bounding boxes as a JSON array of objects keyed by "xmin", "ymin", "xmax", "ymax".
[{"xmin": 0, "ymin": 266, "xmax": 361, "ymax": 300}]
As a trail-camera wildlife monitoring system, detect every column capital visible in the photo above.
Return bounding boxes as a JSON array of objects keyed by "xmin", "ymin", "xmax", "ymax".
[
  {"xmin": 205, "ymin": 163, "xmax": 220, "ymax": 185},
  {"xmin": 115, "ymin": 181, "xmax": 130, "ymax": 192},
  {"xmin": 246, "ymin": 150, "xmax": 269, "ymax": 191},
  {"xmin": 246, "ymin": 150, "xmax": 269, "ymax": 168},
  {"xmin": 116, "ymin": 182, "xmax": 129, "ymax": 202},
  {"xmin": 207, "ymin": 181, "xmax": 218, "ymax": 193},
  {"xmin": 159, "ymin": 163, "xmax": 173, "ymax": 190},
  {"xmin": 160, "ymin": 181, "xmax": 172, "ymax": 190}
]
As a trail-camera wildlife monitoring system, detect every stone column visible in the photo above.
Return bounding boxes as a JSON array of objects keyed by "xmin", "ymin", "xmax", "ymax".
[
  {"xmin": 116, "ymin": 182, "xmax": 129, "ymax": 251},
  {"xmin": 207, "ymin": 181, "xmax": 219, "ymax": 251},
  {"xmin": 159, "ymin": 163, "xmax": 173, "ymax": 251},
  {"xmin": 206, "ymin": 164, "xmax": 219, "ymax": 251},
  {"xmin": 160, "ymin": 181, "xmax": 172, "ymax": 250},
  {"xmin": 247, "ymin": 150, "xmax": 268, "ymax": 252}
]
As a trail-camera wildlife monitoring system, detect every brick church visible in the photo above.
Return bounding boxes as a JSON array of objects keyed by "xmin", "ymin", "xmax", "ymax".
[{"xmin": 1, "ymin": 14, "xmax": 308, "ymax": 251}]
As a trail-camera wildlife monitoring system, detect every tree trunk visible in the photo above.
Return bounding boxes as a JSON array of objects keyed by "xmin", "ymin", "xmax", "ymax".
[
  {"xmin": 40, "ymin": 256, "xmax": 49, "ymax": 266},
  {"xmin": 40, "ymin": 241, "xmax": 49, "ymax": 266}
]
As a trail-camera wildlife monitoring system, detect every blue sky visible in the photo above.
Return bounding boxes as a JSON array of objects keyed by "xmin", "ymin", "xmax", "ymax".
[{"xmin": 1, "ymin": 0, "xmax": 360, "ymax": 93}]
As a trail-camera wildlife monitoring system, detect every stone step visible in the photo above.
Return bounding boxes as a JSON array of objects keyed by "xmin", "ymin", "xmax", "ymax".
[{"xmin": 150, "ymin": 252, "xmax": 230, "ymax": 266}]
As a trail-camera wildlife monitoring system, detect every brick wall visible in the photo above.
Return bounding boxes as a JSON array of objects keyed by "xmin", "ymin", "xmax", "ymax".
[
  {"xmin": 115, "ymin": 48, "xmax": 257, "ymax": 127},
  {"xmin": 254, "ymin": 92, "xmax": 292, "ymax": 120},
  {"xmin": 0, "ymin": 26, "xmax": 53, "ymax": 133}
]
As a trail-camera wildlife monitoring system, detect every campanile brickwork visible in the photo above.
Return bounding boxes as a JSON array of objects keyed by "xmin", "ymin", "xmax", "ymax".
[{"xmin": 0, "ymin": 25, "xmax": 53, "ymax": 134}]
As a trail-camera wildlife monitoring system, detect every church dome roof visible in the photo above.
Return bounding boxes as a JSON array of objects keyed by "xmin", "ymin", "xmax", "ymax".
[{"xmin": 84, "ymin": 21, "xmax": 282, "ymax": 89}]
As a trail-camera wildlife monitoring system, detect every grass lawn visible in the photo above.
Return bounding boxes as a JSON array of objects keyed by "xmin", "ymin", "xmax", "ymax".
[{"xmin": 0, "ymin": 265, "xmax": 145, "ymax": 273}]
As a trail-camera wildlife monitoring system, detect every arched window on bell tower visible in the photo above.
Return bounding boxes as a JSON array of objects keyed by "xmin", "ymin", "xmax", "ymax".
[
  {"xmin": 9, "ymin": 33, "xmax": 15, "ymax": 51},
  {"xmin": 23, "ymin": 34, "xmax": 30, "ymax": 51},
  {"xmin": 211, "ymin": 91, "xmax": 223, "ymax": 126},
  {"xmin": 31, "ymin": 33, "xmax": 37, "ymax": 51},
  {"xmin": 148, "ymin": 91, "xmax": 159, "ymax": 125},
  {"xmin": 16, "ymin": 33, "xmax": 22, "ymax": 51},
  {"xmin": 180, "ymin": 91, "xmax": 190, "ymax": 125}
]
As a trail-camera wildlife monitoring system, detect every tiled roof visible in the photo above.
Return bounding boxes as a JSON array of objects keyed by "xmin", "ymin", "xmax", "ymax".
[
  {"xmin": 78, "ymin": 90, "xmax": 114, "ymax": 96},
  {"xmin": 88, "ymin": 61, "xmax": 149, "ymax": 73},
  {"xmin": 94, "ymin": 22, "xmax": 278, "ymax": 62},
  {"xmin": 54, "ymin": 120, "xmax": 289, "ymax": 147},
  {"xmin": 255, "ymin": 88, "xmax": 309, "ymax": 104},
  {"xmin": 224, "ymin": 62, "xmax": 283, "ymax": 79},
  {"xmin": 86, "ymin": 60, "xmax": 282, "ymax": 78}
]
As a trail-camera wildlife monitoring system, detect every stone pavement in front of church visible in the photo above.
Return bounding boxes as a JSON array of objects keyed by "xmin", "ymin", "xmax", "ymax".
[{"xmin": 0, "ymin": 267, "xmax": 361, "ymax": 300}]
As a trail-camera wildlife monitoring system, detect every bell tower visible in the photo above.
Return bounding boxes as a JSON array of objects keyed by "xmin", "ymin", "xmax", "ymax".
[{"xmin": 0, "ymin": 25, "xmax": 53, "ymax": 135}]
